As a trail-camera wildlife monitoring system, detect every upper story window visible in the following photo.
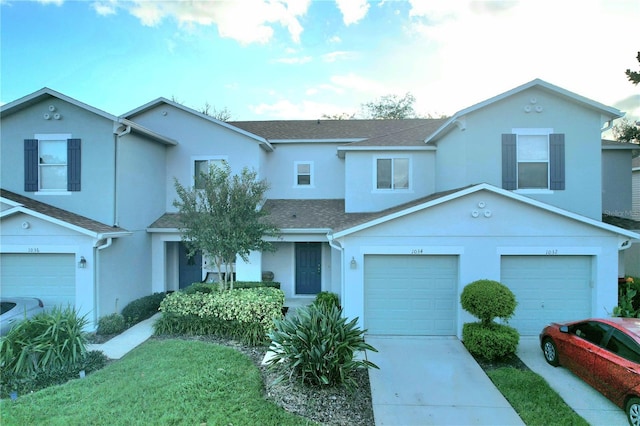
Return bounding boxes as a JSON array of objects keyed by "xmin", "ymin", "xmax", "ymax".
[
  {"xmin": 193, "ymin": 156, "xmax": 226, "ymax": 189},
  {"xmin": 294, "ymin": 161, "xmax": 313, "ymax": 187},
  {"xmin": 24, "ymin": 134, "xmax": 81, "ymax": 193},
  {"xmin": 502, "ymin": 129, "xmax": 565, "ymax": 192},
  {"xmin": 376, "ymin": 157, "xmax": 409, "ymax": 190}
]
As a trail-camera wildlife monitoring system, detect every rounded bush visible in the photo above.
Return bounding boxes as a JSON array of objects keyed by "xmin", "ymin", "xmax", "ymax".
[
  {"xmin": 463, "ymin": 322, "xmax": 519, "ymax": 360},
  {"xmin": 313, "ymin": 291, "xmax": 340, "ymax": 311},
  {"xmin": 121, "ymin": 292, "xmax": 167, "ymax": 326},
  {"xmin": 460, "ymin": 279, "xmax": 517, "ymax": 324},
  {"xmin": 97, "ymin": 313, "xmax": 126, "ymax": 335}
]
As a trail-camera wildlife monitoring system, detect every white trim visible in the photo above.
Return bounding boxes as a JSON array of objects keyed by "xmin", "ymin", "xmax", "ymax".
[
  {"xmin": 497, "ymin": 246, "xmax": 602, "ymax": 256},
  {"xmin": 331, "ymin": 183, "xmax": 640, "ymax": 240},
  {"xmin": 294, "ymin": 161, "xmax": 314, "ymax": 188},
  {"xmin": 360, "ymin": 245, "xmax": 465, "ymax": 255},
  {"xmin": 191, "ymin": 156, "xmax": 228, "ymax": 188},
  {"xmin": 272, "ymin": 138, "xmax": 365, "ymax": 144},
  {"xmin": 0, "ymin": 245, "xmax": 80, "ymax": 254},
  {"xmin": 373, "ymin": 155, "xmax": 412, "ymax": 191}
]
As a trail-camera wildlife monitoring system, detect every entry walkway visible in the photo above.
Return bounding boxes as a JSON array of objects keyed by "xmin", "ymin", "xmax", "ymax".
[
  {"xmin": 86, "ymin": 313, "xmax": 160, "ymax": 359},
  {"xmin": 366, "ymin": 336, "xmax": 524, "ymax": 426}
]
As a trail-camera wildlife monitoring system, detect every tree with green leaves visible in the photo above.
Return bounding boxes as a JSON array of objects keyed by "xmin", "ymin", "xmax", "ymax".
[
  {"xmin": 626, "ymin": 51, "xmax": 640, "ymax": 85},
  {"xmin": 173, "ymin": 162, "xmax": 279, "ymax": 290},
  {"xmin": 361, "ymin": 92, "xmax": 418, "ymax": 119}
]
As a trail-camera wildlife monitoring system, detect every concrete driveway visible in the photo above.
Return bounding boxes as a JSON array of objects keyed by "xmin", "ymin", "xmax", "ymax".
[
  {"xmin": 366, "ymin": 336, "xmax": 524, "ymax": 425},
  {"xmin": 517, "ymin": 337, "xmax": 627, "ymax": 425}
]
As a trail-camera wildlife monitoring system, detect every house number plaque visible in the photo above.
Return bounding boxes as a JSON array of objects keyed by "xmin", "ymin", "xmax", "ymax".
[{"xmin": 410, "ymin": 249, "xmax": 424, "ymax": 254}]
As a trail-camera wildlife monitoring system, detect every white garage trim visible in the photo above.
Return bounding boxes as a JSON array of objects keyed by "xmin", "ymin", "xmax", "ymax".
[
  {"xmin": 0, "ymin": 253, "xmax": 76, "ymax": 310},
  {"xmin": 364, "ymin": 254, "xmax": 458, "ymax": 336},
  {"xmin": 501, "ymin": 255, "xmax": 593, "ymax": 336}
]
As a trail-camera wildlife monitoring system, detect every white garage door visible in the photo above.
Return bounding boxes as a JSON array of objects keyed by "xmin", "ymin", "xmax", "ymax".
[
  {"xmin": 501, "ymin": 256, "xmax": 592, "ymax": 336},
  {"xmin": 364, "ymin": 255, "xmax": 458, "ymax": 335},
  {"xmin": 0, "ymin": 253, "xmax": 76, "ymax": 310}
]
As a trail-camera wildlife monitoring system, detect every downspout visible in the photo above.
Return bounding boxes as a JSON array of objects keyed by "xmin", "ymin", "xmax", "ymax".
[
  {"xmin": 601, "ymin": 119, "xmax": 615, "ymax": 134},
  {"xmin": 93, "ymin": 237, "xmax": 113, "ymax": 327}
]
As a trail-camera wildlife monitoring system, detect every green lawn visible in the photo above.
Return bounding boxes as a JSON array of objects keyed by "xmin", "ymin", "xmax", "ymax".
[
  {"xmin": 0, "ymin": 339, "xmax": 313, "ymax": 426},
  {"xmin": 488, "ymin": 367, "xmax": 589, "ymax": 426}
]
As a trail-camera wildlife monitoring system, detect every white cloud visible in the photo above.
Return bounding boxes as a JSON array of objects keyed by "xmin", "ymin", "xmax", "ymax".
[
  {"xmin": 89, "ymin": 0, "xmax": 311, "ymax": 44},
  {"xmin": 36, "ymin": 0, "xmax": 63, "ymax": 5},
  {"xmin": 330, "ymin": 73, "xmax": 390, "ymax": 96},
  {"xmin": 336, "ymin": 0, "xmax": 369, "ymax": 25},
  {"xmin": 321, "ymin": 50, "xmax": 355, "ymax": 63}
]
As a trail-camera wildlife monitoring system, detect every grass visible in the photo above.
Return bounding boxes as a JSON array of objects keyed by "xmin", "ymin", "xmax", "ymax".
[
  {"xmin": 487, "ymin": 367, "xmax": 589, "ymax": 426},
  {"xmin": 0, "ymin": 339, "xmax": 314, "ymax": 426}
]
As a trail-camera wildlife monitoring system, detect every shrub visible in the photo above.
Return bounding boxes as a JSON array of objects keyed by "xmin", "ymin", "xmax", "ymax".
[
  {"xmin": 313, "ymin": 291, "xmax": 340, "ymax": 311},
  {"xmin": 155, "ymin": 287, "xmax": 284, "ymax": 345},
  {"xmin": 182, "ymin": 283, "xmax": 218, "ymax": 294},
  {"xmin": 96, "ymin": 313, "xmax": 126, "ymax": 335},
  {"xmin": 460, "ymin": 279, "xmax": 517, "ymax": 325},
  {"xmin": 182, "ymin": 281, "xmax": 281, "ymax": 294},
  {"xmin": 121, "ymin": 292, "xmax": 167, "ymax": 327},
  {"xmin": 463, "ymin": 322, "xmax": 520, "ymax": 360},
  {"xmin": 0, "ymin": 350, "xmax": 108, "ymax": 398},
  {"xmin": 614, "ymin": 276, "xmax": 640, "ymax": 317},
  {"xmin": 0, "ymin": 306, "xmax": 88, "ymax": 377},
  {"xmin": 266, "ymin": 304, "xmax": 378, "ymax": 390}
]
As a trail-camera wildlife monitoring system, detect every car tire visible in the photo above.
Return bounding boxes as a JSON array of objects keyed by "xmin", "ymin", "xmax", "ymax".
[
  {"xmin": 627, "ymin": 397, "xmax": 640, "ymax": 426},
  {"xmin": 542, "ymin": 338, "xmax": 559, "ymax": 367}
]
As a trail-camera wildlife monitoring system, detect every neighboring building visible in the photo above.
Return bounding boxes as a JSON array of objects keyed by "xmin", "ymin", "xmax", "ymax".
[{"xmin": 1, "ymin": 79, "xmax": 638, "ymax": 337}]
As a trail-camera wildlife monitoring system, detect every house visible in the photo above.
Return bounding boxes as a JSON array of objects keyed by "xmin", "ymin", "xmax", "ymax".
[{"xmin": 1, "ymin": 79, "xmax": 639, "ymax": 337}]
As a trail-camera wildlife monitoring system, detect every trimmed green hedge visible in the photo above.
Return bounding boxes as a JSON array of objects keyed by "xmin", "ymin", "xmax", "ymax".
[
  {"xmin": 121, "ymin": 292, "xmax": 167, "ymax": 327},
  {"xmin": 463, "ymin": 322, "xmax": 520, "ymax": 360},
  {"xmin": 154, "ymin": 287, "xmax": 285, "ymax": 345},
  {"xmin": 182, "ymin": 281, "xmax": 281, "ymax": 294}
]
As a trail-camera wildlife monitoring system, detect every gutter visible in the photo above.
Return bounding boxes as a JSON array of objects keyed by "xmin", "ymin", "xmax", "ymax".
[
  {"xmin": 327, "ymin": 232, "xmax": 346, "ymax": 311},
  {"xmin": 93, "ymin": 237, "xmax": 113, "ymax": 327}
]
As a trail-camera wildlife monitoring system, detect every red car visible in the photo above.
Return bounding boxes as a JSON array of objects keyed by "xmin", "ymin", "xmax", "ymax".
[{"xmin": 540, "ymin": 318, "xmax": 640, "ymax": 426}]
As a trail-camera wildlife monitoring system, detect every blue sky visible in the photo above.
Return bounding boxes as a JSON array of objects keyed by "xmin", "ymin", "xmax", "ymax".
[{"xmin": 2, "ymin": 0, "xmax": 639, "ymax": 122}]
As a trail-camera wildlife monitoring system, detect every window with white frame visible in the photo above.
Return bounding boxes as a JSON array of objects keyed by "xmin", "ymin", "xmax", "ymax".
[
  {"xmin": 295, "ymin": 161, "xmax": 313, "ymax": 187},
  {"xmin": 376, "ymin": 157, "xmax": 409, "ymax": 190},
  {"xmin": 502, "ymin": 129, "xmax": 565, "ymax": 191},
  {"xmin": 193, "ymin": 157, "xmax": 226, "ymax": 189},
  {"xmin": 39, "ymin": 138, "xmax": 68, "ymax": 190}
]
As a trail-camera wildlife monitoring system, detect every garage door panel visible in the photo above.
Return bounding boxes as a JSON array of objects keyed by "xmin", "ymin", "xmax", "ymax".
[
  {"xmin": 501, "ymin": 256, "xmax": 591, "ymax": 336},
  {"xmin": 0, "ymin": 253, "xmax": 76, "ymax": 310},
  {"xmin": 365, "ymin": 255, "xmax": 458, "ymax": 336}
]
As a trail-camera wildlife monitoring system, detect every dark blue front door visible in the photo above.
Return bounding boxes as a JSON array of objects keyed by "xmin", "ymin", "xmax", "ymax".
[
  {"xmin": 295, "ymin": 242, "xmax": 321, "ymax": 295},
  {"xmin": 178, "ymin": 243, "xmax": 202, "ymax": 289}
]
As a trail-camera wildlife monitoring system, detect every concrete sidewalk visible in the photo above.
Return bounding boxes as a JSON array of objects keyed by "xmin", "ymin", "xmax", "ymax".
[
  {"xmin": 517, "ymin": 337, "xmax": 626, "ymax": 425},
  {"xmin": 366, "ymin": 336, "xmax": 524, "ymax": 426},
  {"xmin": 86, "ymin": 313, "xmax": 160, "ymax": 359}
]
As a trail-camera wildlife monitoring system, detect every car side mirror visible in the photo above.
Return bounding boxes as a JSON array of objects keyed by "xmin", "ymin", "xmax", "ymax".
[{"xmin": 559, "ymin": 325, "xmax": 569, "ymax": 333}]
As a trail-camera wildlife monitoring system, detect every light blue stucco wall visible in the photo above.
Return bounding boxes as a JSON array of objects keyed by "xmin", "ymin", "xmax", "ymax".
[
  {"xmin": 344, "ymin": 150, "xmax": 436, "ymax": 213},
  {"xmin": 1, "ymin": 96, "xmax": 117, "ymax": 225},
  {"xmin": 434, "ymin": 87, "xmax": 605, "ymax": 220},
  {"xmin": 128, "ymin": 105, "xmax": 264, "ymax": 212},
  {"xmin": 264, "ymin": 142, "xmax": 345, "ymax": 200},
  {"xmin": 337, "ymin": 189, "xmax": 622, "ymax": 338}
]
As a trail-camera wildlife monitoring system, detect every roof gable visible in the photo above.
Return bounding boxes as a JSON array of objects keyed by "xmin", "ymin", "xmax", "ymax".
[
  {"xmin": 425, "ymin": 79, "xmax": 624, "ymax": 144},
  {"xmin": 0, "ymin": 189, "xmax": 130, "ymax": 239}
]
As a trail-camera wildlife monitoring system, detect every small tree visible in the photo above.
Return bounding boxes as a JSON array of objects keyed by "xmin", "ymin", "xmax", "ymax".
[
  {"xmin": 626, "ymin": 51, "xmax": 640, "ymax": 85},
  {"xmin": 173, "ymin": 162, "xmax": 279, "ymax": 290},
  {"xmin": 460, "ymin": 279, "xmax": 517, "ymax": 326},
  {"xmin": 361, "ymin": 92, "xmax": 418, "ymax": 119}
]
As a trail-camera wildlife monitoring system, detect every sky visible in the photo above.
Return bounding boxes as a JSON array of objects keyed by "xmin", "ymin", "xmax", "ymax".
[{"xmin": 1, "ymin": 0, "xmax": 639, "ymax": 123}]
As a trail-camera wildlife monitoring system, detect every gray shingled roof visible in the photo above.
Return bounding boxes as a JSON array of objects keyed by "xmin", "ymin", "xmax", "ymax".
[
  {"xmin": 149, "ymin": 187, "xmax": 470, "ymax": 234},
  {"xmin": 229, "ymin": 118, "xmax": 445, "ymax": 142},
  {"xmin": 603, "ymin": 214, "xmax": 640, "ymax": 230},
  {"xmin": 1, "ymin": 189, "xmax": 128, "ymax": 235}
]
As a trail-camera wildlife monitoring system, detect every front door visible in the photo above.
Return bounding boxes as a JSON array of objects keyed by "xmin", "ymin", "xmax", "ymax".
[
  {"xmin": 295, "ymin": 242, "xmax": 321, "ymax": 295},
  {"xmin": 178, "ymin": 243, "xmax": 203, "ymax": 289}
]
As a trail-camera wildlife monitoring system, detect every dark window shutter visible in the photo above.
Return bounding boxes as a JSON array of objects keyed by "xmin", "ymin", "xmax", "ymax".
[
  {"xmin": 24, "ymin": 139, "xmax": 39, "ymax": 191},
  {"xmin": 67, "ymin": 138, "xmax": 81, "ymax": 191},
  {"xmin": 501, "ymin": 134, "xmax": 517, "ymax": 190},
  {"xmin": 549, "ymin": 133, "xmax": 565, "ymax": 190}
]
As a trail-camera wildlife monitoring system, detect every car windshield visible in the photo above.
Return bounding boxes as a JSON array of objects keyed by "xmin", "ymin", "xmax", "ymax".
[{"xmin": 0, "ymin": 302, "xmax": 17, "ymax": 315}]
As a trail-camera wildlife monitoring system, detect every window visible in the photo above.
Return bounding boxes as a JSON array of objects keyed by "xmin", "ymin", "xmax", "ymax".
[
  {"xmin": 376, "ymin": 157, "xmax": 409, "ymax": 190},
  {"xmin": 569, "ymin": 321, "xmax": 611, "ymax": 346},
  {"xmin": 502, "ymin": 130, "xmax": 564, "ymax": 191},
  {"xmin": 295, "ymin": 161, "xmax": 313, "ymax": 187},
  {"xmin": 193, "ymin": 157, "xmax": 226, "ymax": 189},
  {"xmin": 606, "ymin": 330, "xmax": 640, "ymax": 363},
  {"xmin": 24, "ymin": 135, "xmax": 81, "ymax": 192}
]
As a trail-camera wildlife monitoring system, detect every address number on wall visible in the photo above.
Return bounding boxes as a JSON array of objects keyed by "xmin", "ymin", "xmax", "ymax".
[
  {"xmin": 28, "ymin": 248, "xmax": 40, "ymax": 253},
  {"xmin": 410, "ymin": 249, "xmax": 424, "ymax": 254},
  {"xmin": 545, "ymin": 249, "xmax": 558, "ymax": 255}
]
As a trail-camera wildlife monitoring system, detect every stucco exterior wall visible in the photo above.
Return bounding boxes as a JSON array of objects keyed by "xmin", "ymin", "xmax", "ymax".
[
  {"xmin": 434, "ymin": 87, "xmax": 604, "ymax": 220},
  {"xmin": 344, "ymin": 150, "xmax": 436, "ymax": 212},
  {"xmin": 264, "ymin": 142, "xmax": 345, "ymax": 200},
  {"xmin": 602, "ymin": 149, "xmax": 633, "ymax": 218},
  {"xmin": 336, "ymin": 190, "xmax": 620, "ymax": 337},
  {"xmin": 1, "ymin": 97, "xmax": 117, "ymax": 225}
]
